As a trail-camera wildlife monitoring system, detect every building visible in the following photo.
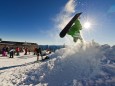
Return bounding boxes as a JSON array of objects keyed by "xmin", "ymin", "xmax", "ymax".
[{"xmin": 0, "ymin": 40, "xmax": 38, "ymax": 54}]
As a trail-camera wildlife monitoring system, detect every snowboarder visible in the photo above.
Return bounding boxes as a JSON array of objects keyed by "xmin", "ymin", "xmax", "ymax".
[{"xmin": 67, "ymin": 17, "xmax": 83, "ymax": 43}]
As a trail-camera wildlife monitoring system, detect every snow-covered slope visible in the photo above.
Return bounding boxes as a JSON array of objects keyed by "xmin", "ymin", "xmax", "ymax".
[{"xmin": 0, "ymin": 42, "xmax": 115, "ymax": 86}]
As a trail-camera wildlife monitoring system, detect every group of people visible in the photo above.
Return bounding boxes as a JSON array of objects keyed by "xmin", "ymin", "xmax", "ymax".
[
  {"xmin": 1, "ymin": 46, "xmax": 52, "ymax": 61},
  {"xmin": 1, "ymin": 46, "xmax": 51, "ymax": 60},
  {"xmin": 34, "ymin": 47, "xmax": 51, "ymax": 61},
  {"xmin": 1, "ymin": 47, "xmax": 29, "ymax": 58},
  {"xmin": 2, "ymin": 47, "xmax": 15, "ymax": 58}
]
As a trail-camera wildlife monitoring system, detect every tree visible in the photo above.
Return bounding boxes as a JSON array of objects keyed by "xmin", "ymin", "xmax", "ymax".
[{"xmin": 0, "ymin": 38, "xmax": 2, "ymax": 42}]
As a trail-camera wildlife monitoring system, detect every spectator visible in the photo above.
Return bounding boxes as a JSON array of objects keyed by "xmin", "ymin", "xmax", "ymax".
[
  {"xmin": 9, "ymin": 47, "xmax": 15, "ymax": 58},
  {"xmin": 36, "ymin": 47, "xmax": 42, "ymax": 61},
  {"xmin": 2, "ymin": 47, "xmax": 6, "ymax": 56},
  {"xmin": 24, "ymin": 48, "xmax": 28, "ymax": 55},
  {"xmin": 16, "ymin": 47, "xmax": 20, "ymax": 56},
  {"xmin": 6, "ymin": 46, "xmax": 9, "ymax": 54},
  {"xmin": 34, "ymin": 47, "xmax": 37, "ymax": 55}
]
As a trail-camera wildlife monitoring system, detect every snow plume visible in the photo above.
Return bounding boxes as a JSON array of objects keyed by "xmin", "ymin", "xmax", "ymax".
[
  {"xmin": 42, "ymin": 43, "xmax": 102, "ymax": 86},
  {"xmin": 21, "ymin": 42, "xmax": 102, "ymax": 86},
  {"xmin": 55, "ymin": 0, "xmax": 77, "ymax": 30},
  {"xmin": 51, "ymin": 0, "xmax": 77, "ymax": 45},
  {"xmin": 64, "ymin": 0, "xmax": 76, "ymax": 13}
]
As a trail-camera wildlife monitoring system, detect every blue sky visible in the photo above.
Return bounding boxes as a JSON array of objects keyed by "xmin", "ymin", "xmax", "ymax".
[{"xmin": 0, "ymin": 0, "xmax": 115, "ymax": 45}]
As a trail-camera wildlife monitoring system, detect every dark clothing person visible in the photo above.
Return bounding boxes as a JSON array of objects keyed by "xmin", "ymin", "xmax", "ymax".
[
  {"xmin": 6, "ymin": 47, "xmax": 9, "ymax": 54},
  {"xmin": 34, "ymin": 48, "xmax": 37, "ymax": 55},
  {"xmin": 9, "ymin": 48, "xmax": 15, "ymax": 58},
  {"xmin": 24, "ymin": 48, "xmax": 28, "ymax": 55},
  {"xmin": 36, "ymin": 47, "xmax": 42, "ymax": 61},
  {"xmin": 2, "ymin": 47, "xmax": 6, "ymax": 56}
]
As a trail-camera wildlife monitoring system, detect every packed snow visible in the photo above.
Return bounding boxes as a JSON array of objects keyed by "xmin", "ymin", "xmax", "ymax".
[{"xmin": 0, "ymin": 42, "xmax": 115, "ymax": 86}]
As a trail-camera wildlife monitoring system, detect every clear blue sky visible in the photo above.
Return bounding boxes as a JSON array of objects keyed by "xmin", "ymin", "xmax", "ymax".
[{"xmin": 0, "ymin": 0, "xmax": 115, "ymax": 45}]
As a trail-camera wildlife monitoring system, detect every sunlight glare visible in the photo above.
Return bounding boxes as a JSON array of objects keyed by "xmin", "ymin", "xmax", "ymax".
[{"xmin": 84, "ymin": 22, "xmax": 91, "ymax": 29}]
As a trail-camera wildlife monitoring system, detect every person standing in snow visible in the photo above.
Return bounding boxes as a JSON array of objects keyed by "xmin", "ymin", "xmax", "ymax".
[
  {"xmin": 9, "ymin": 47, "xmax": 15, "ymax": 58},
  {"xmin": 6, "ymin": 46, "xmax": 9, "ymax": 55},
  {"xmin": 67, "ymin": 17, "xmax": 83, "ymax": 43},
  {"xmin": 34, "ymin": 47, "xmax": 37, "ymax": 55},
  {"xmin": 36, "ymin": 47, "xmax": 42, "ymax": 61},
  {"xmin": 24, "ymin": 47, "xmax": 28, "ymax": 55},
  {"xmin": 16, "ymin": 47, "xmax": 20, "ymax": 56},
  {"xmin": 2, "ymin": 47, "xmax": 7, "ymax": 56}
]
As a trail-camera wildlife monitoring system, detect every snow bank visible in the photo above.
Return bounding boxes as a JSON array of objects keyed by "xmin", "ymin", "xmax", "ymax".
[
  {"xmin": 19, "ymin": 42, "xmax": 103, "ymax": 86},
  {"xmin": 0, "ymin": 42, "xmax": 115, "ymax": 86}
]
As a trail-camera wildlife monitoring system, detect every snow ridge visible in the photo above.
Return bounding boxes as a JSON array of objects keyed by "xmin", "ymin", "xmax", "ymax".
[{"xmin": 19, "ymin": 42, "xmax": 102, "ymax": 86}]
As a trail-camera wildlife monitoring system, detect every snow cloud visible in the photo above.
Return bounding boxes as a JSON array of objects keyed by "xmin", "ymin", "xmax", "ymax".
[
  {"xmin": 64, "ymin": 0, "xmax": 76, "ymax": 13},
  {"xmin": 54, "ymin": 0, "xmax": 77, "ymax": 30},
  {"xmin": 48, "ymin": 0, "xmax": 77, "ymax": 45}
]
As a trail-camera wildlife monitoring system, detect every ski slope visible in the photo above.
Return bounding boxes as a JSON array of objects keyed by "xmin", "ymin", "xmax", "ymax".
[{"xmin": 0, "ymin": 42, "xmax": 115, "ymax": 86}]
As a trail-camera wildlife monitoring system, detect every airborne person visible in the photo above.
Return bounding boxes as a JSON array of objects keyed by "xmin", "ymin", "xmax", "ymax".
[{"xmin": 67, "ymin": 18, "xmax": 83, "ymax": 43}]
